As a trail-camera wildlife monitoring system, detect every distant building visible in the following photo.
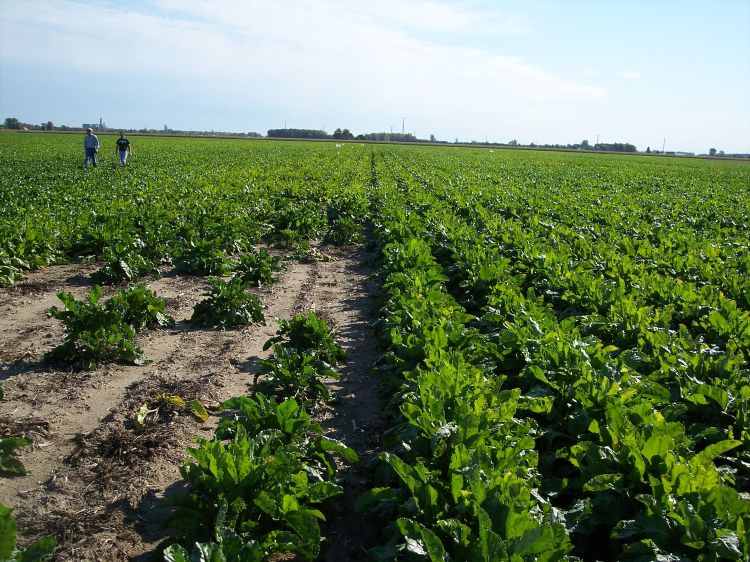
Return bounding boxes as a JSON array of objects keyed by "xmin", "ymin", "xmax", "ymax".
[{"xmin": 81, "ymin": 117, "xmax": 107, "ymax": 131}]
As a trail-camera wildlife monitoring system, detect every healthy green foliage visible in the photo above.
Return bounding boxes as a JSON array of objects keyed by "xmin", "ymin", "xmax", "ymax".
[
  {"xmin": 91, "ymin": 237, "xmax": 160, "ymax": 284},
  {"xmin": 359, "ymin": 147, "xmax": 750, "ymax": 561},
  {"xmin": 0, "ymin": 256, "xmax": 28, "ymax": 288},
  {"xmin": 322, "ymin": 194, "xmax": 367, "ymax": 246},
  {"xmin": 46, "ymin": 286, "xmax": 143, "ymax": 370},
  {"xmin": 216, "ymin": 394, "xmax": 357, "ymax": 481},
  {"xmin": 3, "ymin": 133, "xmax": 749, "ymax": 560},
  {"xmin": 190, "ymin": 277, "xmax": 265, "ymax": 330},
  {"xmin": 162, "ymin": 502, "xmax": 264, "ymax": 562},
  {"xmin": 175, "ymin": 239, "xmax": 233, "ymax": 276},
  {"xmin": 0, "ymin": 502, "xmax": 56, "ymax": 561},
  {"xmin": 263, "ymin": 311, "xmax": 346, "ymax": 365},
  {"xmin": 107, "ymin": 283, "xmax": 175, "ymax": 332},
  {"xmin": 163, "ymin": 403, "xmax": 354, "ymax": 560},
  {"xmin": 254, "ymin": 346, "xmax": 339, "ymax": 406},
  {"xmin": 162, "ymin": 313, "xmax": 354, "ymax": 560},
  {"xmin": 45, "ymin": 284, "xmax": 172, "ymax": 370},
  {"xmin": 0, "ymin": 438, "xmax": 30, "ymax": 476},
  {"xmin": 269, "ymin": 201, "xmax": 326, "ymax": 249},
  {"xmin": 255, "ymin": 312, "xmax": 346, "ymax": 407},
  {"xmin": 233, "ymin": 248, "xmax": 284, "ymax": 287}
]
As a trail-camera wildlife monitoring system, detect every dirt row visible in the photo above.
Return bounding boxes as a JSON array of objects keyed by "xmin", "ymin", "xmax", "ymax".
[{"xmin": 0, "ymin": 244, "xmax": 385, "ymax": 561}]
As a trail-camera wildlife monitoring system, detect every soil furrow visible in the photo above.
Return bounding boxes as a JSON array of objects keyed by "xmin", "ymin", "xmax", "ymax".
[{"xmin": 1, "ymin": 244, "xmax": 382, "ymax": 560}]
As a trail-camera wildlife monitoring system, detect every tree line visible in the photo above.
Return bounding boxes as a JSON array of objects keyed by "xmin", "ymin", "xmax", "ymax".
[
  {"xmin": 267, "ymin": 128, "xmax": 419, "ymax": 143},
  {"xmin": 4, "ymin": 117, "xmax": 54, "ymax": 131},
  {"xmin": 9, "ymin": 117, "xmax": 742, "ymax": 157}
]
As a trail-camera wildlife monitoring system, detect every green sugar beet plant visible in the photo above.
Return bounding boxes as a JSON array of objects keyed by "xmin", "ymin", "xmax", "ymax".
[
  {"xmin": 322, "ymin": 193, "xmax": 367, "ymax": 246},
  {"xmin": 356, "ymin": 147, "xmax": 750, "ymax": 561},
  {"xmin": 256, "ymin": 312, "xmax": 347, "ymax": 406},
  {"xmin": 0, "ymin": 437, "xmax": 30, "ymax": 476},
  {"xmin": 0, "ymin": 387, "xmax": 30, "ymax": 476},
  {"xmin": 174, "ymin": 238, "xmax": 233, "ymax": 276},
  {"xmin": 0, "ymin": 256, "xmax": 29, "ymax": 288},
  {"xmin": 162, "ymin": 419, "xmax": 352, "ymax": 560},
  {"xmin": 233, "ymin": 248, "xmax": 285, "ymax": 287},
  {"xmin": 263, "ymin": 311, "xmax": 347, "ymax": 366},
  {"xmin": 91, "ymin": 237, "xmax": 161, "ymax": 285},
  {"xmin": 46, "ymin": 284, "xmax": 174, "ymax": 370},
  {"xmin": 0, "ymin": 502, "xmax": 56, "ymax": 561},
  {"xmin": 253, "ymin": 345, "xmax": 339, "ymax": 406},
  {"xmin": 190, "ymin": 277, "xmax": 265, "ymax": 330},
  {"xmin": 162, "ymin": 313, "xmax": 354, "ymax": 560}
]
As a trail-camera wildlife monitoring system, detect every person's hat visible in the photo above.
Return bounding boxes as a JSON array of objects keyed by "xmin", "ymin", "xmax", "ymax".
[{"xmin": 86, "ymin": 127, "xmax": 93, "ymax": 132}]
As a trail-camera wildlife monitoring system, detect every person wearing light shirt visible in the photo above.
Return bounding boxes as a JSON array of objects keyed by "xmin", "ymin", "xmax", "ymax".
[{"xmin": 83, "ymin": 127, "xmax": 99, "ymax": 168}]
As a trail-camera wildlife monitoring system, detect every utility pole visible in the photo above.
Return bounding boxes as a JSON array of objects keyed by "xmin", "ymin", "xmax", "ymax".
[
  {"xmin": 402, "ymin": 117, "xmax": 406, "ymax": 135},
  {"xmin": 662, "ymin": 134, "xmax": 666, "ymax": 153}
]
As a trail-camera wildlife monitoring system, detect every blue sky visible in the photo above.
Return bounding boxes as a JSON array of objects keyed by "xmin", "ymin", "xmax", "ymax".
[{"xmin": 1, "ymin": 0, "xmax": 748, "ymax": 153}]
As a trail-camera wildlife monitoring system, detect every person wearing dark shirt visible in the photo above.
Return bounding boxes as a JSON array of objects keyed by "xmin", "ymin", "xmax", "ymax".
[{"xmin": 115, "ymin": 131, "xmax": 132, "ymax": 167}]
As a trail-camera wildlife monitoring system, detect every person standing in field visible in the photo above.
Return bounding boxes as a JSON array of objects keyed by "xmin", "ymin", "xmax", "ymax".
[
  {"xmin": 115, "ymin": 131, "xmax": 131, "ymax": 167},
  {"xmin": 83, "ymin": 127, "xmax": 99, "ymax": 168}
]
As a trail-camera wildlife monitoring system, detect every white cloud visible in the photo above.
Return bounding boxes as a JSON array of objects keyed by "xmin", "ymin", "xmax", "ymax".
[
  {"xmin": 154, "ymin": 0, "xmax": 533, "ymax": 37},
  {"xmin": 0, "ymin": 0, "xmax": 605, "ymax": 137},
  {"xmin": 618, "ymin": 70, "xmax": 641, "ymax": 79}
]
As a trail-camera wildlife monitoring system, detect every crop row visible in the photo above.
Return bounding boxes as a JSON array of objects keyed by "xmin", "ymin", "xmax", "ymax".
[
  {"xmin": 2, "ymin": 133, "xmax": 749, "ymax": 559},
  {"xmin": 0, "ymin": 134, "xmax": 371, "ymax": 287},
  {"xmin": 162, "ymin": 312, "xmax": 356, "ymax": 561},
  {"xmin": 357, "ymin": 149, "xmax": 749, "ymax": 560}
]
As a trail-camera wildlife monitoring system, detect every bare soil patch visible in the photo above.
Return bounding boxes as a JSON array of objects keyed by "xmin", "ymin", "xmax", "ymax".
[{"xmin": 0, "ymin": 243, "xmax": 382, "ymax": 561}]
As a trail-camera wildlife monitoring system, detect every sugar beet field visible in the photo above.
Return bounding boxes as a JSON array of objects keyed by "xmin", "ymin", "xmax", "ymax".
[{"xmin": 1, "ymin": 132, "xmax": 749, "ymax": 561}]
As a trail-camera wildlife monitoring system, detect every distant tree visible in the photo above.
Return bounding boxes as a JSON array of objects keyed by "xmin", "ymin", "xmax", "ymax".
[
  {"xmin": 580, "ymin": 139, "xmax": 590, "ymax": 149},
  {"xmin": 646, "ymin": 146, "xmax": 651, "ymax": 153},
  {"xmin": 709, "ymin": 148, "xmax": 717, "ymax": 157},
  {"xmin": 45, "ymin": 121, "xmax": 54, "ymax": 131},
  {"xmin": 508, "ymin": 139, "xmax": 518, "ymax": 146},
  {"xmin": 595, "ymin": 142, "xmax": 637, "ymax": 153},
  {"xmin": 267, "ymin": 128, "xmax": 329, "ymax": 139},
  {"xmin": 330, "ymin": 128, "xmax": 355, "ymax": 140},
  {"xmin": 430, "ymin": 134, "xmax": 436, "ymax": 142},
  {"xmin": 4, "ymin": 117, "xmax": 21, "ymax": 129},
  {"xmin": 718, "ymin": 150, "xmax": 725, "ymax": 156},
  {"xmin": 358, "ymin": 132, "xmax": 417, "ymax": 143}
]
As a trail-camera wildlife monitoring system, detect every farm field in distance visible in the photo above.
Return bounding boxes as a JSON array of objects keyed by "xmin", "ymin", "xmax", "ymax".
[{"xmin": 0, "ymin": 131, "xmax": 748, "ymax": 560}]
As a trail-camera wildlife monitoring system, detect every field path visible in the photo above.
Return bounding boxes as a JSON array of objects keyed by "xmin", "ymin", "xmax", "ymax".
[{"xmin": 0, "ymin": 244, "xmax": 382, "ymax": 561}]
